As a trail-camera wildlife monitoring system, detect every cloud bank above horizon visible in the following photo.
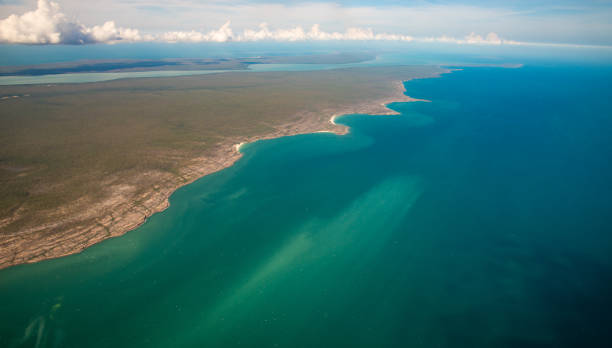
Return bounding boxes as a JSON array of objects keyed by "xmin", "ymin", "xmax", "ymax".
[{"xmin": 0, "ymin": 0, "xmax": 609, "ymax": 48}]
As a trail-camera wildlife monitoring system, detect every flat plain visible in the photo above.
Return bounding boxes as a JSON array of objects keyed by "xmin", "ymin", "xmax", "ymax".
[{"xmin": 0, "ymin": 64, "xmax": 445, "ymax": 269}]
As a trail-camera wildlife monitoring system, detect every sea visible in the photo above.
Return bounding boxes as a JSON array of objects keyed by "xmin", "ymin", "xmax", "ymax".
[{"xmin": 1, "ymin": 45, "xmax": 612, "ymax": 347}]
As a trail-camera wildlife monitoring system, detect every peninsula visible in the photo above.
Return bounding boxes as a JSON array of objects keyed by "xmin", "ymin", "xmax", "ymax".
[{"xmin": 0, "ymin": 65, "xmax": 446, "ymax": 269}]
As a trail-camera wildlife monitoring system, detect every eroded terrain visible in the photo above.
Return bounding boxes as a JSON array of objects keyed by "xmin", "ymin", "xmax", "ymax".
[{"xmin": 0, "ymin": 65, "xmax": 446, "ymax": 268}]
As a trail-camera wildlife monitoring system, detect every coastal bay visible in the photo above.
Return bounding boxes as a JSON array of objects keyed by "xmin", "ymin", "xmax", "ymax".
[
  {"xmin": 1, "ymin": 65, "xmax": 611, "ymax": 347},
  {"xmin": 0, "ymin": 65, "xmax": 446, "ymax": 269}
]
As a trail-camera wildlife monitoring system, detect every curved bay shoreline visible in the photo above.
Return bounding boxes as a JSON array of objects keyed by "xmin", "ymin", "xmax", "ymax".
[{"xmin": 0, "ymin": 68, "xmax": 449, "ymax": 270}]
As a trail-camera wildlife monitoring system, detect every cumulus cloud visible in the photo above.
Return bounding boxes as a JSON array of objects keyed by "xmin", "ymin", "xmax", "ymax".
[
  {"xmin": 420, "ymin": 32, "xmax": 520, "ymax": 45},
  {"xmin": 0, "ymin": 0, "xmax": 516, "ymax": 46},
  {"xmin": 161, "ymin": 23, "xmax": 522, "ymax": 44},
  {"xmin": 84, "ymin": 21, "xmax": 143, "ymax": 43},
  {"xmin": 185, "ymin": 22, "xmax": 414, "ymax": 43},
  {"xmin": 0, "ymin": 0, "xmax": 64, "ymax": 44},
  {"xmin": 161, "ymin": 21, "xmax": 234, "ymax": 43},
  {"xmin": 0, "ymin": 0, "xmax": 142, "ymax": 44}
]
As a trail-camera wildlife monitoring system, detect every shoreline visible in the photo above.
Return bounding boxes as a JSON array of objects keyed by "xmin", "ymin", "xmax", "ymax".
[{"xmin": 0, "ymin": 70, "xmax": 448, "ymax": 270}]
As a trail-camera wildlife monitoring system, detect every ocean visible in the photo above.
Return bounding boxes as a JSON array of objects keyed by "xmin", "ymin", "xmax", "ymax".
[{"xmin": 1, "ymin": 65, "xmax": 611, "ymax": 347}]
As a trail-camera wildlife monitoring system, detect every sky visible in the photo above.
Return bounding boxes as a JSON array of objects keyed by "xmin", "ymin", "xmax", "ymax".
[{"xmin": 0, "ymin": 0, "xmax": 611, "ymax": 46}]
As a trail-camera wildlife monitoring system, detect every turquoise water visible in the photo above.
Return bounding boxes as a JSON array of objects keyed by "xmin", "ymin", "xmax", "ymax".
[
  {"xmin": 0, "ymin": 60, "xmax": 382, "ymax": 86},
  {"xmin": 1, "ymin": 66, "xmax": 612, "ymax": 347},
  {"xmin": 0, "ymin": 53, "xmax": 451, "ymax": 86},
  {"xmin": 0, "ymin": 69, "xmax": 231, "ymax": 86},
  {"xmin": 1, "ymin": 42, "xmax": 611, "ymax": 67},
  {"xmin": 0, "ymin": 61, "xmax": 381, "ymax": 85},
  {"xmin": 2, "ymin": 42, "xmax": 611, "ymax": 85}
]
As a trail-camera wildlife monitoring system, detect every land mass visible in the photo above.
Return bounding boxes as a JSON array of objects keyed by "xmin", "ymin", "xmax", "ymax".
[
  {"xmin": 0, "ymin": 65, "xmax": 446, "ymax": 269},
  {"xmin": 0, "ymin": 52, "xmax": 375, "ymax": 76}
]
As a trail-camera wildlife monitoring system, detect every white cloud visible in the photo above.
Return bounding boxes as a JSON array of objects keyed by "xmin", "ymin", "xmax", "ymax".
[
  {"xmin": 0, "ymin": 0, "xmax": 64, "ymax": 44},
  {"xmin": 199, "ymin": 22, "xmax": 414, "ymax": 43},
  {"xmin": 2, "ymin": 1, "xmax": 612, "ymax": 46},
  {"xmin": 0, "ymin": 0, "xmax": 141, "ymax": 44},
  {"xmin": 0, "ymin": 0, "xmax": 530, "ymax": 46},
  {"xmin": 420, "ymin": 32, "xmax": 521, "ymax": 45},
  {"xmin": 158, "ymin": 22, "xmax": 517, "ymax": 44},
  {"xmin": 160, "ymin": 21, "xmax": 234, "ymax": 43},
  {"xmin": 85, "ymin": 21, "xmax": 143, "ymax": 43}
]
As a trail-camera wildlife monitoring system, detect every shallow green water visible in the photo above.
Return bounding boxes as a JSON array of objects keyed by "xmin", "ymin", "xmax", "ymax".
[
  {"xmin": 1, "ymin": 66, "xmax": 612, "ymax": 347},
  {"xmin": 0, "ymin": 69, "xmax": 230, "ymax": 86}
]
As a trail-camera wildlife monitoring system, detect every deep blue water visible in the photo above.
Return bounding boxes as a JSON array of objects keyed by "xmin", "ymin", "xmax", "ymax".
[{"xmin": 0, "ymin": 65, "xmax": 611, "ymax": 347}]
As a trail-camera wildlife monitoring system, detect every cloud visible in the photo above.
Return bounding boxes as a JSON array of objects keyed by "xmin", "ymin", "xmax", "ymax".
[
  {"xmin": 84, "ymin": 21, "xmax": 143, "ymax": 43},
  {"xmin": 3, "ymin": 1, "xmax": 612, "ymax": 46},
  {"xmin": 0, "ymin": 0, "xmax": 520, "ymax": 46},
  {"xmin": 157, "ymin": 23, "xmax": 522, "ymax": 45},
  {"xmin": 0, "ymin": 0, "xmax": 142, "ymax": 44},
  {"xmin": 0, "ymin": 0, "xmax": 64, "ymax": 44},
  {"xmin": 191, "ymin": 22, "xmax": 414, "ymax": 42},
  {"xmin": 161, "ymin": 21, "xmax": 233, "ymax": 43},
  {"xmin": 420, "ymin": 32, "xmax": 521, "ymax": 45}
]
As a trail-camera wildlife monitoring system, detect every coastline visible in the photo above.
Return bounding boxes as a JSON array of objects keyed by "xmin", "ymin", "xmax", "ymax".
[{"xmin": 0, "ymin": 70, "xmax": 447, "ymax": 270}]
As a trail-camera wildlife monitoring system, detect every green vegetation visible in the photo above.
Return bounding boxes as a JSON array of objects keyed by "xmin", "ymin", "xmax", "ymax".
[
  {"xmin": 0, "ymin": 53, "xmax": 375, "ymax": 76},
  {"xmin": 0, "ymin": 65, "xmax": 442, "ymax": 264}
]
